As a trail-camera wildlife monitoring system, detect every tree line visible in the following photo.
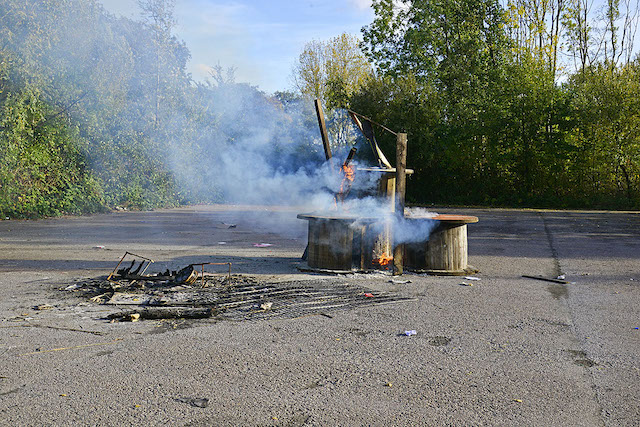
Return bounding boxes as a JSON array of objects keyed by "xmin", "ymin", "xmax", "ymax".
[{"xmin": 1, "ymin": 0, "xmax": 639, "ymax": 218}]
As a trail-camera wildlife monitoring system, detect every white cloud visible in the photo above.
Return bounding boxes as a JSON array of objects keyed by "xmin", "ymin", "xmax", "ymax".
[{"xmin": 348, "ymin": 0, "xmax": 372, "ymax": 10}]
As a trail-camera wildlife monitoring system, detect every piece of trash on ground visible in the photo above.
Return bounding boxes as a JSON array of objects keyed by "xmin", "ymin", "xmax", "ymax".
[
  {"xmin": 404, "ymin": 330, "xmax": 417, "ymax": 336},
  {"xmin": 522, "ymin": 275, "xmax": 568, "ymax": 284},
  {"xmin": 260, "ymin": 302, "xmax": 273, "ymax": 311},
  {"xmin": 217, "ymin": 242, "xmax": 227, "ymax": 245},
  {"xmin": 34, "ymin": 304, "xmax": 53, "ymax": 310},
  {"xmin": 364, "ymin": 293, "xmax": 374, "ymax": 298},
  {"xmin": 464, "ymin": 276, "xmax": 481, "ymax": 281},
  {"xmin": 556, "ymin": 274, "xmax": 566, "ymax": 280},
  {"xmin": 214, "ymin": 222, "xmax": 236, "ymax": 229},
  {"xmin": 253, "ymin": 243, "xmax": 273, "ymax": 247},
  {"xmin": 93, "ymin": 245, "xmax": 105, "ymax": 250},
  {"xmin": 390, "ymin": 279, "xmax": 411, "ymax": 284},
  {"xmin": 175, "ymin": 397, "xmax": 209, "ymax": 408},
  {"xmin": 513, "ymin": 399, "xmax": 523, "ymax": 403},
  {"xmin": 459, "ymin": 282, "xmax": 474, "ymax": 287},
  {"xmin": 64, "ymin": 284, "xmax": 82, "ymax": 291}
]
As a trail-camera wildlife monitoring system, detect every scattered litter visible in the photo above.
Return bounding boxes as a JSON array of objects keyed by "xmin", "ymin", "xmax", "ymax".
[
  {"xmin": 404, "ymin": 330, "xmax": 417, "ymax": 336},
  {"xmin": 556, "ymin": 274, "xmax": 565, "ymax": 280},
  {"xmin": 129, "ymin": 313, "xmax": 141, "ymax": 322},
  {"xmin": 253, "ymin": 243, "xmax": 273, "ymax": 247},
  {"xmin": 4, "ymin": 217, "xmax": 9, "ymax": 220},
  {"xmin": 634, "ymin": 327, "xmax": 639, "ymax": 330},
  {"xmin": 459, "ymin": 282, "xmax": 474, "ymax": 287},
  {"xmin": 464, "ymin": 276, "xmax": 481, "ymax": 281},
  {"xmin": 93, "ymin": 246, "xmax": 105, "ymax": 250},
  {"xmin": 364, "ymin": 293, "xmax": 374, "ymax": 298},
  {"xmin": 385, "ymin": 382, "xmax": 393, "ymax": 387},
  {"xmin": 522, "ymin": 275, "xmax": 569, "ymax": 284},
  {"xmin": 217, "ymin": 242, "xmax": 227, "ymax": 245},
  {"xmin": 33, "ymin": 304, "xmax": 53, "ymax": 311},
  {"xmin": 60, "ymin": 394, "xmax": 68, "ymax": 397},
  {"xmin": 513, "ymin": 399, "xmax": 523, "ymax": 403},
  {"xmin": 260, "ymin": 302, "xmax": 273, "ymax": 311},
  {"xmin": 175, "ymin": 397, "xmax": 209, "ymax": 408},
  {"xmin": 64, "ymin": 284, "xmax": 82, "ymax": 291},
  {"xmin": 390, "ymin": 279, "xmax": 411, "ymax": 284}
]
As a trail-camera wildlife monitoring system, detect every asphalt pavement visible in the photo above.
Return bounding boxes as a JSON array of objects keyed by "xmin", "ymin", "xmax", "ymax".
[{"xmin": 0, "ymin": 205, "xmax": 638, "ymax": 426}]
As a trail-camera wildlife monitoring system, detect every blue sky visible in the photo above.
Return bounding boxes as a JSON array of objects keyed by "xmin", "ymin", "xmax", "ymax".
[{"xmin": 101, "ymin": 0, "xmax": 375, "ymax": 93}]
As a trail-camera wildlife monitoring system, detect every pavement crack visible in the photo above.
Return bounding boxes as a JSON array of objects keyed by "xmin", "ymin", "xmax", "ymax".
[
  {"xmin": 539, "ymin": 212, "xmax": 607, "ymax": 426},
  {"xmin": 539, "ymin": 212, "xmax": 562, "ymax": 277}
]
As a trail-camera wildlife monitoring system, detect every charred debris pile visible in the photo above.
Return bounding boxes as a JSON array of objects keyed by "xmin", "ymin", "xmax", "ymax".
[{"xmin": 65, "ymin": 253, "xmax": 414, "ymax": 323}]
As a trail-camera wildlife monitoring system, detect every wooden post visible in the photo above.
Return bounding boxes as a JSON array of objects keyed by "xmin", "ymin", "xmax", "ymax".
[
  {"xmin": 393, "ymin": 133, "xmax": 407, "ymax": 276},
  {"xmin": 314, "ymin": 99, "xmax": 332, "ymax": 161}
]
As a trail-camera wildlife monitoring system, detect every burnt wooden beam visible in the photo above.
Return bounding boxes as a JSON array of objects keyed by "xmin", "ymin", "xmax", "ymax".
[
  {"xmin": 343, "ymin": 147, "xmax": 357, "ymax": 166},
  {"xmin": 314, "ymin": 99, "xmax": 332, "ymax": 161}
]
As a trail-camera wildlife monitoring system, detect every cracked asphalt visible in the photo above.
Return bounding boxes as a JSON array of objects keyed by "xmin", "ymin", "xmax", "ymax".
[{"xmin": 0, "ymin": 205, "xmax": 639, "ymax": 426}]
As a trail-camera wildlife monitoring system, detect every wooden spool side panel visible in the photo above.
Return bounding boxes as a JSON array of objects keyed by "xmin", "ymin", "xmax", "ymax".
[
  {"xmin": 307, "ymin": 220, "xmax": 354, "ymax": 271},
  {"xmin": 403, "ymin": 242, "xmax": 425, "ymax": 270},
  {"xmin": 425, "ymin": 225, "xmax": 467, "ymax": 271}
]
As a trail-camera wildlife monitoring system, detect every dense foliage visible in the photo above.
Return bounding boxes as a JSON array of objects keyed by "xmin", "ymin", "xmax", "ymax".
[
  {"xmin": 351, "ymin": 0, "xmax": 640, "ymax": 209},
  {"xmin": 1, "ymin": 0, "xmax": 639, "ymax": 216}
]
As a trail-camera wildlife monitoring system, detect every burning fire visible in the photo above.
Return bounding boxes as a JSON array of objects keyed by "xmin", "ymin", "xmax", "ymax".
[
  {"xmin": 340, "ymin": 163, "xmax": 355, "ymax": 191},
  {"xmin": 334, "ymin": 163, "xmax": 356, "ymax": 207},
  {"xmin": 373, "ymin": 252, "xmax": 393, "ymax": 269}
]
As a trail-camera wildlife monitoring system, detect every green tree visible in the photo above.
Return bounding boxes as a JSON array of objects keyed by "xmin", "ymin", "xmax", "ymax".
[
  {"xmin": 292, "ymin": 33, "xmax": 373, "ymax": 147},
  {"xmin": 293, "ymin": 33, "xmax": 371, "ymax": 109}
]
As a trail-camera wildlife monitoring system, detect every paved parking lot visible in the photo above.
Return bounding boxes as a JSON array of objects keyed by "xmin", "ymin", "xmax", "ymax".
[{"xmin": 1, "ymin": 205, "xmax": 638, "ymax": 426}]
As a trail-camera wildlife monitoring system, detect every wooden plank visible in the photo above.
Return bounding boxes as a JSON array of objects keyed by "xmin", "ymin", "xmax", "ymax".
[
  {"xmin": 393, "ymin": 132, "xmax": 407, "ymax": 276},
  {"xmin": 314, "ymin": 99, "xmax": 332, "ymax": 161}
]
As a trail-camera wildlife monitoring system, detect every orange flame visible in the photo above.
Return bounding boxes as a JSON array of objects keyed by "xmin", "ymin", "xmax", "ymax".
[
  {"xmin": 373, "ymin": 253, "xmax": 393, "ymax": 269},
  {"xmin": 335, "ymin": 164, "xmax": 355, "ymax": 206},
  {"xmin": 342, "ymin": 164, "xmax": 355, "ymax": 182}
]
